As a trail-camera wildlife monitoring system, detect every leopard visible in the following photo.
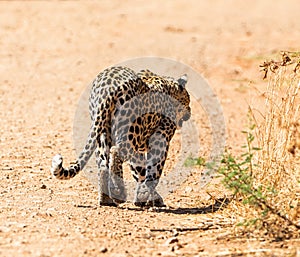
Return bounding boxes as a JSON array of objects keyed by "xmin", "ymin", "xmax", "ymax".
[{"xmin": 51, "ymin": 66, "xmax": 191, "ymax": 207}]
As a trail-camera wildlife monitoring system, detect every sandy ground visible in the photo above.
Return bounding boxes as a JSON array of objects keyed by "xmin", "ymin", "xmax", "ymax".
[{"xmin": 0, "ymin": 1, "xmax": 300, "ymax": 256}]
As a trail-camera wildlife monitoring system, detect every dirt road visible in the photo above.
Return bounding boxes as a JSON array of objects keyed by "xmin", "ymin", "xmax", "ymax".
[{"xmin": 0, "ymin": 1, "xmax": 299, "ymax": 256}]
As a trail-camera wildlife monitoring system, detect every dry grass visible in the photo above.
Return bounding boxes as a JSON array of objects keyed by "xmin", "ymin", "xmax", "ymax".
[
  {"xmin": 220, "ymin": 52, "xmax": 300, "ymax": 239},
  {"xmin": 255, "ymin": 58, "xmax": 300, "ymax": 223}
]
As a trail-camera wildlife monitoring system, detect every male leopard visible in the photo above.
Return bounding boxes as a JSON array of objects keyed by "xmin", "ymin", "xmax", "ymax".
[{"xmin": 51, "ymin": 66, "xmax": 191, "ymax": 207}]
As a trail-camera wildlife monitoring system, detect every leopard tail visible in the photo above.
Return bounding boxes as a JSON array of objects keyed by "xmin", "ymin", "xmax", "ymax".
[{"xmin": 51, "ymin": 125, "xmax": 97, "ymax": 180}]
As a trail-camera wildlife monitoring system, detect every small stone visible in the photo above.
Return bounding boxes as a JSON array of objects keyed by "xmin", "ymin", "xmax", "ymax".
[
  {"xmin": 173, "ymin": 244, "xmax": 183, "ymax": 250},
  {"xmin": 172, "ymin": 229, "xmax": 179, "ymax": 237},
  {"xmin": 198, "ymin": 247, "xmax": 204, "ymax": 252},
  {"xmin": 100, "ymin": 247, "xmax": 108, "ymax": 253},
  {"xmin": 164, "ymin": 237, "xmax": 179, "ymax": 245},
  {"xmin": 185, "ymin": 186, "xmax": 193, "ymax": 193}
]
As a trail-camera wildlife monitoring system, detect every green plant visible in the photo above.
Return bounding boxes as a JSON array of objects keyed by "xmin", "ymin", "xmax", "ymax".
[
  {"xmin": 184, "ymin": 156, "xmax": 206, "ymax": 167},
  {"xmin": 219, "ymin": 125, "xmax": 299, "ymax": 230}
]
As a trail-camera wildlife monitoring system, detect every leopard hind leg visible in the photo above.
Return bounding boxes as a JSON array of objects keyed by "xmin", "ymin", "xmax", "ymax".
[
  {"xmin": 96, "ymin": 133, "xmax": 119, "ymax": 206},
  {"xmin": 95, "ymin": 147, "xmax": 116, "ymax": 206},
  {"xmin": 108, "ymin": 146, "xmax": 127, "ymax": 204}
]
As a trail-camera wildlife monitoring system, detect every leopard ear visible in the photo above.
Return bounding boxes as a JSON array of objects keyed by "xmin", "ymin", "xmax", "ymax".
[{"xmin": 177, "ymin": 74, "xmax": 188, "ymax": 89}]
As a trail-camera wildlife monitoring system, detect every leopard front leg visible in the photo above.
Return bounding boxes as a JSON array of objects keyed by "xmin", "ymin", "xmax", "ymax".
[
  {"xmin": 134, "ymin": 177, "xmax": 164, "ymax": 207},
  {"xmin": 129, "ymin": 157, "xmax": 148, "ymax": 206},
  {"xmin": 132, "ymin": 136, "xmax": 174, "ymax": 206},
  {"xmin": 133, "ymin": 121, "xmax": 176, "ymax": 207}
]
